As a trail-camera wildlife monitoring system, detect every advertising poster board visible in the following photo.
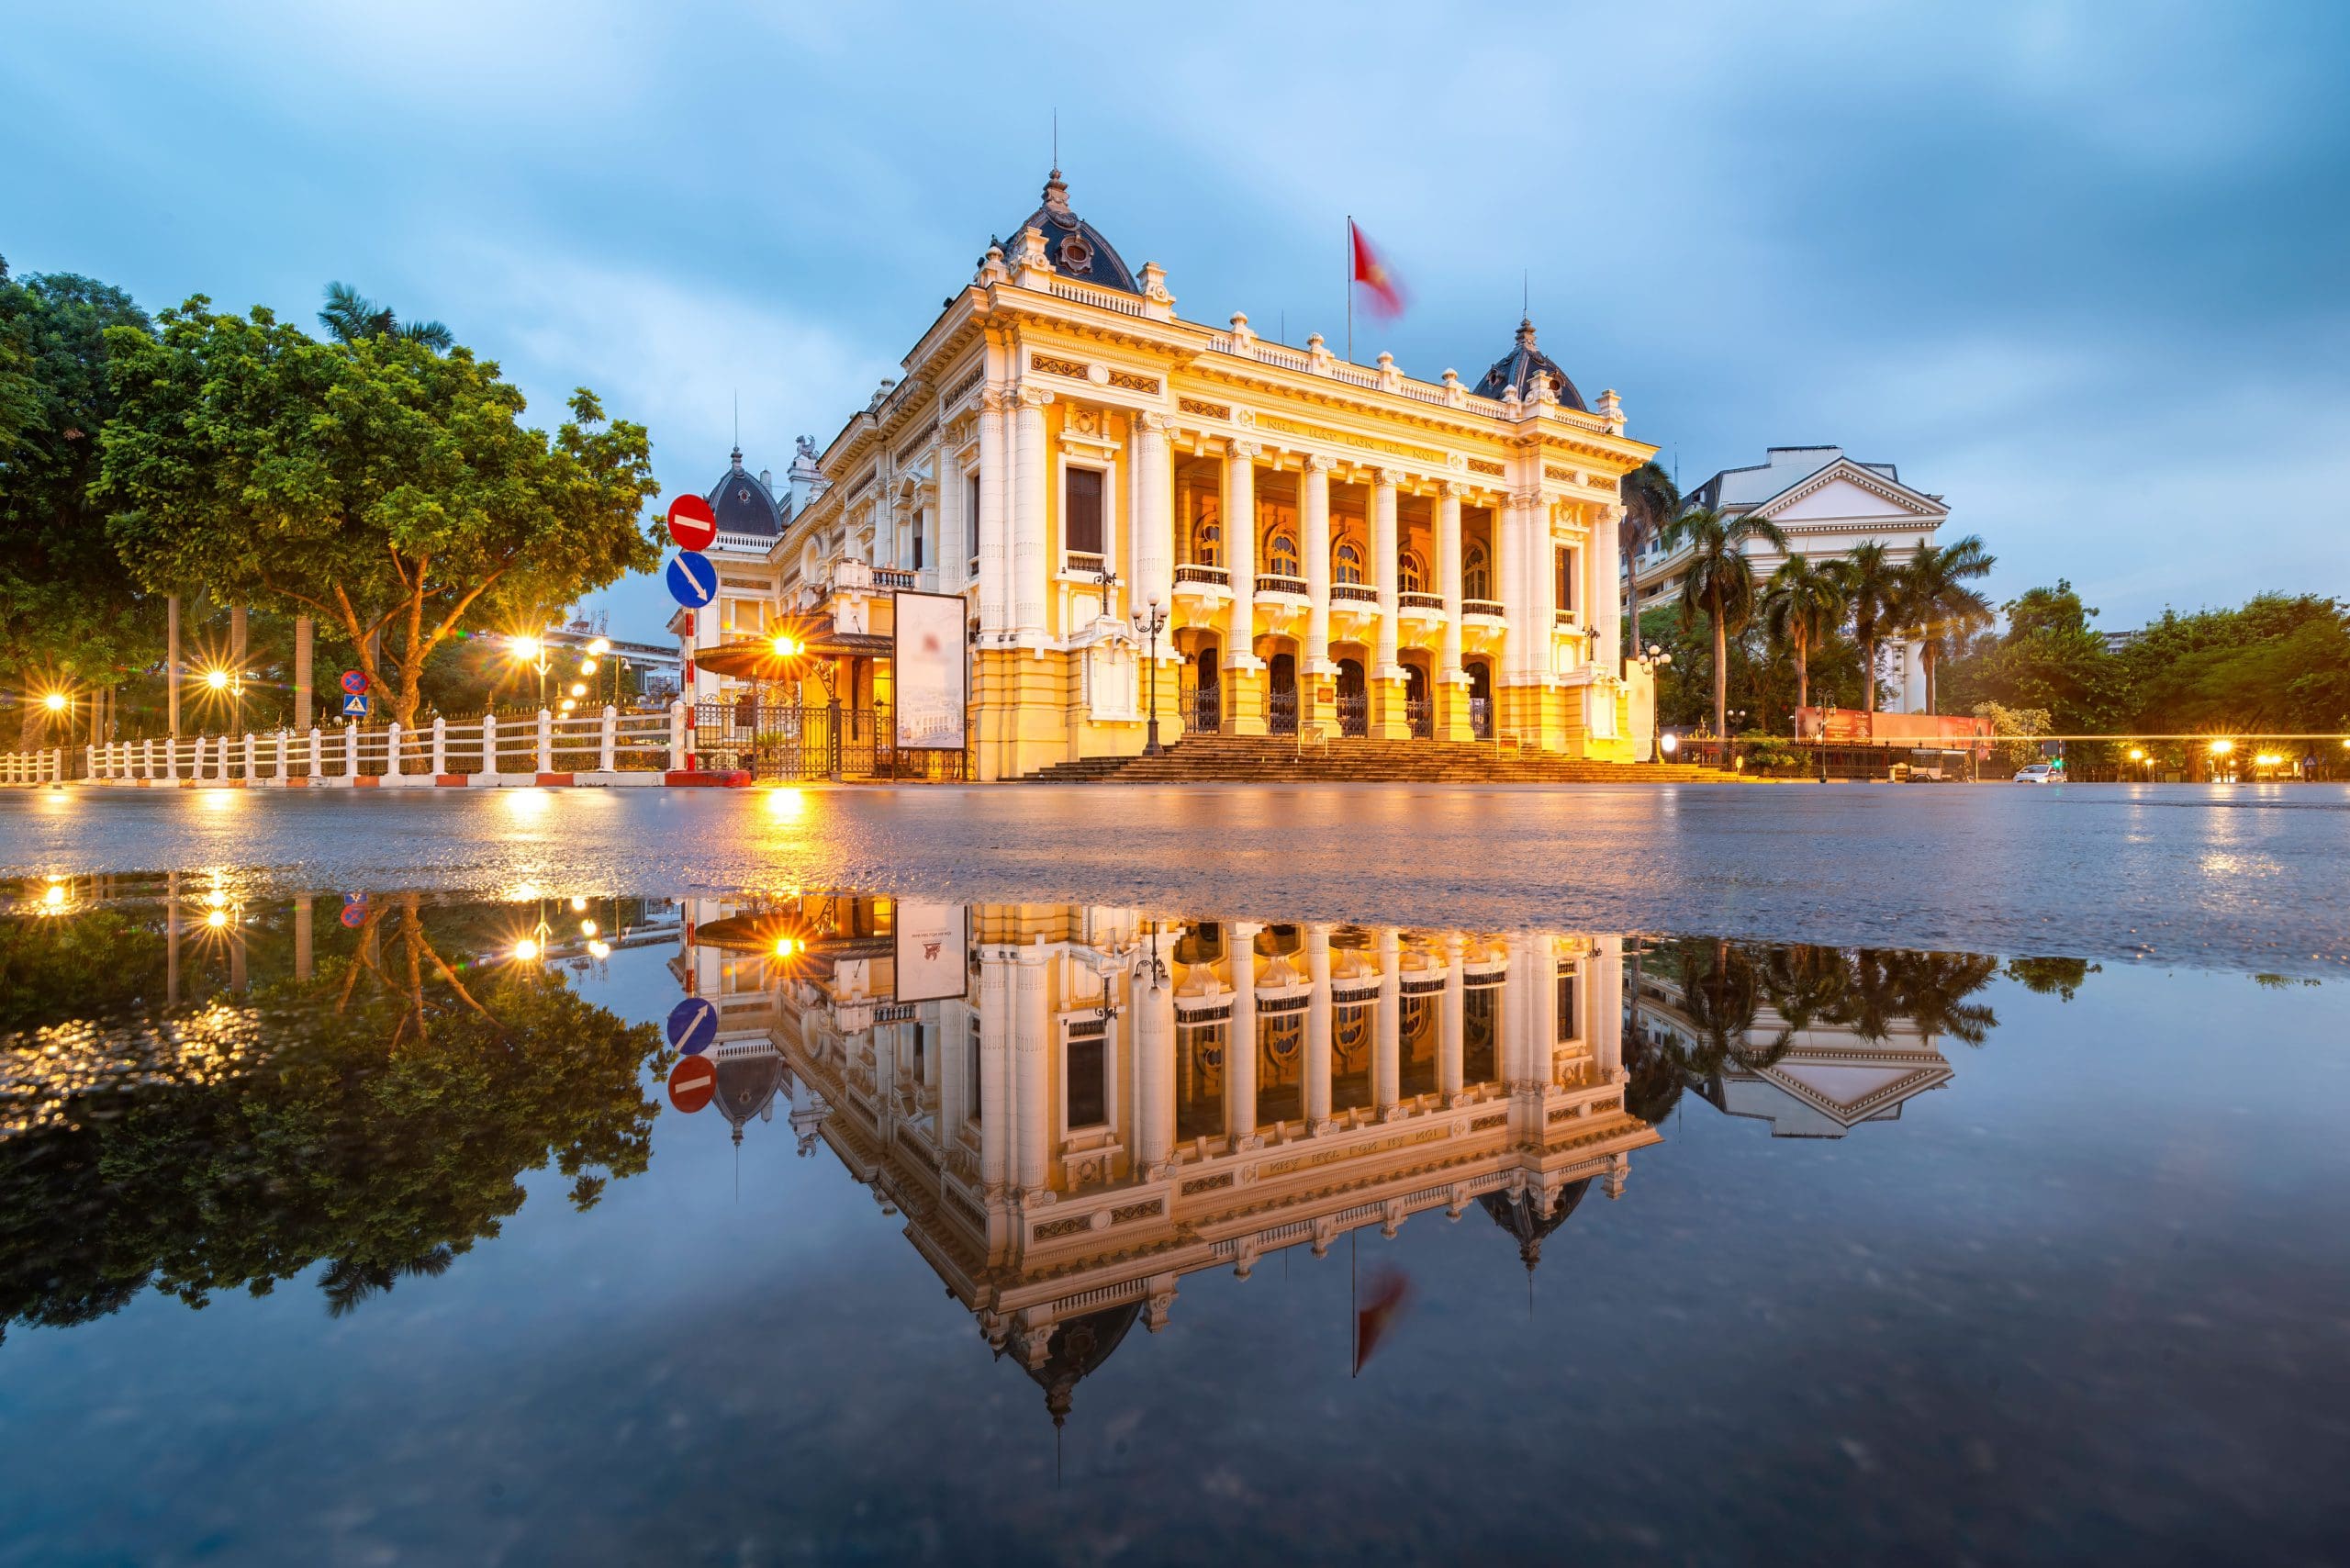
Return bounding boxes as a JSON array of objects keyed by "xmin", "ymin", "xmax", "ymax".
[
  {"xmin": 892, "ymin": 902, "xmax": 968, "ymax": 1002},
  {"xmin": 893, "ymin": 590, "xmax": 967, "ymax": 750}
]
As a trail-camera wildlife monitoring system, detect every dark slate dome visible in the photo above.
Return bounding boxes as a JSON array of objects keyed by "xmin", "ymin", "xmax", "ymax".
[
  {"xmin": 998, "ymin": 169, "xmax": 1141, "ymax": 294},
  {"xmin": 707, "ymin": 447, "xmax": 787, "ymax": 539},
  {"xmin": 1471, "ymin": 318, "xmax": 1590, "ymax": 410},
  {"xmin": 1014, "ymin": 1301, "xmax": 1142, "ymax": 1428},
  {"xmin": 1478, "ymin": 1178, "xmax": 1594, "ymax": 1271},
  {"xmin": 712, "ymin": 1047, "xmax": 786, "ymax": 1145}
]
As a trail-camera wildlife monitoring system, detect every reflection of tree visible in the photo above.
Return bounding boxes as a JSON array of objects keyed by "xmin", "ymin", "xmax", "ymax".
[
  {"xmin": 1622, "ymin": 939, "xmax": 2011, "ymax": 1125},
  {"xmin": 0, "ymin": 906, "xmax": 165, "ymax": 1032},
  {"xmin": 2004, "ymin": 957, "xmax": 2100, "ymax": 1002},
  {"xmin": 0, "ymin": 896, "xmax": 663, "ymax": 1346}
]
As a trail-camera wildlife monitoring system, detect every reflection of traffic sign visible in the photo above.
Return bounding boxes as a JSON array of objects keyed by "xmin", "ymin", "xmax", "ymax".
[
  {"xmin": 666, "ymin": 997, "xmax": 720, "ymax": 1055},
  {"xmin": 668, "ymin": 1055, "xmax": 717, "ymax": 1114},
  {"xmin": 341, "ymin": 693, "xmax": 371, "ymax": 718},
  {"xmin": 666, "ymin": 551, "xmax": 719, "ymax": 609},
  {"xmin": 666, "ymin": 494, "xmax": 718, "ymax": 552},
  {"xmin": 340, "ymin": 895, "xmax": 369, "ymax": 928},
  {"xmin": 339, "ymin": 669, "xmax": 368, "ymax": 697}
]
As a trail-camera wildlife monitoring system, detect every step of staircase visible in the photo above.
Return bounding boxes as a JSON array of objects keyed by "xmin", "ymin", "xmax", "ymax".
[{"xmin": 1018, "ymin": 734, "xmax": 1749, "ymax": 786}]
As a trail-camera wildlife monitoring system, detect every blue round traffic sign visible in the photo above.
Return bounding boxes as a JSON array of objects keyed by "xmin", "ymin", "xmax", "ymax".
[
  {"xmin": 666, "ymin": 551, "xmax": 719, "ymax": 609},
  {"xmin": 666, "ymin": 997, "xmax": 720, "ymax": 1055}
]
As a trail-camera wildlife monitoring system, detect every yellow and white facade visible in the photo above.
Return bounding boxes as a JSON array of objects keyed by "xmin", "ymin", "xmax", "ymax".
[{"xmin": 710, "ymin": 170, "xmax": 1660, "ymax": 780}]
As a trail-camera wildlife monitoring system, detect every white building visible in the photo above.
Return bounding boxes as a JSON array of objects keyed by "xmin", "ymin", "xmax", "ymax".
[{"xmin": 1630, "ymin": 445, "xmax": 1951, "ymax": 712}]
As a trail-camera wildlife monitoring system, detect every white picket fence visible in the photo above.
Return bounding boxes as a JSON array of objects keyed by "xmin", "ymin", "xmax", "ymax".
[
  {"xmin": 8, "ymin": 702, "xmax": 692, "ymax": 787},
  {"xmin": 0, "ymin": 748, "xmax": 67, "ymax": 784}
]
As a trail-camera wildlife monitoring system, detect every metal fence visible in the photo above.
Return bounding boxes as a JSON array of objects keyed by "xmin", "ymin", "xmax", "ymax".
[{"xmin": 691, "ymin": 702, "xmax": 968, "ymax": 782}]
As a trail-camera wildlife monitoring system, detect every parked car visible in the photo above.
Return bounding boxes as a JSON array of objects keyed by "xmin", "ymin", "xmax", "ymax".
[{"xmin": 2012, "ymin": 764, "xmax": 2056, "ymax": 783}]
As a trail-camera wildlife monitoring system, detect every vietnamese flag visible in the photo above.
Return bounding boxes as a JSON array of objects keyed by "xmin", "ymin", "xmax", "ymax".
[{"xmin": 1350, "ymin": 220, "xmax": 1406, "ymax": 320}]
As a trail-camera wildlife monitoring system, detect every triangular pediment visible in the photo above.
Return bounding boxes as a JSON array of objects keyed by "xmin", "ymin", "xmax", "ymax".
[{"xmin": 1751, "ymin": 459, "xmax": 1948, "ymax": 523}]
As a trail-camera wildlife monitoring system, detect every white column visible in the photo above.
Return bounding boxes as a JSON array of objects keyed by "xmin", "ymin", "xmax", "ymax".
[
  {"xmin": 1302, "ymin": 455, "xmax": 1333, "ymax": 670},
  {"xmin": 1439, "ymin": 935, "xmax": 1465, "ymax": 1101},
  {"xmin": 1305, "ymin": 924, "xmax": 1334, "ymax": 1129},
  {"xmin": 1225, "ymin": 922, "xmax": 1260, "ymax": 1144},
  {"xmin": 1135, "ymin": 411, "xmax": 1173, "ymax": 613},
  {"xmin": 937, "ymin": 444, "xmax": 964, "ymax": 595},
  {"xmin": 977, "ymin": 389, "xmax": 1008, "ymax": 635},
  {"xmin": 1373, "ymin": 471, "xmax": 1401, "ymax": 675},
  {"xmin": 1373, "ymin": 927, "xmax": 1402, "ymax": 1112},
  {"xmin": 1438, "ymin": 484, "xmax": 1464, "ymax": 677},
  {"xmin": 1225, "ymin": 442, "xmax": 1257, "ymax": 663},
  {"xmin": 1014, "ymin": 943, "xmax": 1050, "ymax": 1197},
  {"xmin": 1594, "ymin": 935, "xmax": 1624, "ymax": 1081},
  {"xmin": 1534, "ymin": 501, "xmax": 1558, "ymax": 679},
  {"xmin": 979, "ymin": 952, "xmax": 1012, "ymax": 1192},
  {"xmin": 1533, "ymin": 935, "xmax": 1559, "ymax": 1088},
  {"xmin": 1013, "ymin": 386, "xmax": 1051, "ymax": 641},
  {"xmin": 1134, "ymin": 942, "xmax": 1176, "ymax": 1177},
  {"xmin": 1595, "ymin": 504, "xmax": 1623, "ymax": 676}
]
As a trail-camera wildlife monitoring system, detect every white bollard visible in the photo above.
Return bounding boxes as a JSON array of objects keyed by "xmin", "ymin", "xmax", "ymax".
[
  {"xmin": 481, "ymin": 711, "xmax": 499, "ymax": 778},
  {"xmin": 600, "ymin": 705, "xmax": 618, "ymax": 773},
  {"xmin": 669, "ymin": 699, "xmax": 688, "ymax": 772},
  {"xmin": 274, "ymin": 731, "xmax": 288, "ymax": 782},
  {"xmin": 308, "ymin": 727, "xmax": 323, "ymax": 778},
  {"xmin": 244, "ymin": 733, "xmax": 257, "ymax": 780},
  {"xmin": 343, "ymin": 722, "xmax": 359, "ymax": 779},
  {"xmin": 432, "ymin": 715, "xmax": 448, "ymax": 777},
  {"xmin": 386, "ymin": 722, "xmax": 403, "ymax": 780},
  {"xmin": 537, "ymin": 709, "xmax": 554, "ymax": 775}
]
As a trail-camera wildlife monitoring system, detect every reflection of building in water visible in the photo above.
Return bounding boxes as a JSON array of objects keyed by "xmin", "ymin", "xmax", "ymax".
[
  {"xmin": 677, "ymin": 898, "xmax": 1660, "ymax": 1423},
  {"xmin": 1629, "ymin": 951, "xmax": 1956, "ymax": 1138}
]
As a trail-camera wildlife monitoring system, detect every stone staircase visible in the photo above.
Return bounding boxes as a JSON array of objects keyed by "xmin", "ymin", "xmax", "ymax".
[{"xmin": 1019, "ymin": 734, "xmax": 1748, "ymax": 785}]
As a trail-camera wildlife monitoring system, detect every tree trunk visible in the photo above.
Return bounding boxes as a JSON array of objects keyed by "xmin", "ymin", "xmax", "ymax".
[
  {"xmin": 1923, "ymin": 643, "xmax": 1938, "ymax": 715},
  {"xmin": 1711, "ymin": 591, "xmax": 1729, "ymax": 746},
  {"xmin": 1795, "ymin": 631, "xmax": 1810, "ymax": 714},
  {"xmin": 1860, "ymin": 633, "xmax": 1878, "ymax": 715}
]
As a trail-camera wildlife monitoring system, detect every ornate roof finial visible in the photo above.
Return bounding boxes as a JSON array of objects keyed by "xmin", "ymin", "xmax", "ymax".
[
  {"xmin": 1042, "ymin": 166, "xmax": 1070, "ymax": 218},
  {"xmin": 1517, "ymin": 316, "xmax": 1538, "ymax": 349}
]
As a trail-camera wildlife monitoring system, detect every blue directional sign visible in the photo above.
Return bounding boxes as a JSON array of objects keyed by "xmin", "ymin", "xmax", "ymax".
[
  {"xmin": 666, "ymin": 550, "xmax": 719, "ymax": 609},
  {"xmin": 666, "ymin": 996, "xmax": 720, "ymax": 1056},
  {"xmin": 341, "ymin": 693, "xmax": 371, "ymax": 718}
]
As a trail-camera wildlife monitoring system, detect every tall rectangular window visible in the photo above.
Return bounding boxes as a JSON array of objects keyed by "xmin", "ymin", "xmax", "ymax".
[
  {"xmin": 1065, "ymin": 467, "xmax": 1104, "ymax": 556},
  {"xmin": 1556, "ymin": 546, "xmax": 1576, "ymax": 615},
  {"xmin": 966, "ymin": 475, "xmax": 980, "ymax": 574},
  {"xmin": 1068, "ymin": 1037, "xmax": 1106, "ymax": 1127},
  {"xmin": 912, "ymin": 510, "xmax": 925, "ymax": 571},
  {"xmin": 1556, "ymin": 969, "xmax": 1579, "ymax": 1043}
]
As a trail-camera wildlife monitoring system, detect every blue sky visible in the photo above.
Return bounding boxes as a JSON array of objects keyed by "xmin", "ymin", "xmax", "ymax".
[{"xmin": 6, "ymin": 1, "xmax": 2344, "ymax": 642}]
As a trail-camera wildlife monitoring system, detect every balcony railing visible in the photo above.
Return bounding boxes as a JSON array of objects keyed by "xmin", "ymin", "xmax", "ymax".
[
  {"xmin": 1399, "ymin": 591, "xmax": 1444, "ymax": 611},
  {"xmin": 1064, "ymin": 552, "xmax": 1105, "ymax": 578},
  {"xmin": 1257, "ymin": 574, "xmax": 1308, "ymax": 597},
  {"xmin": 1330, "ymin": 583, "xmax": 1380, "ymax": 605},
  {"xmin": 1462, "ymin": 599, "xmax": 1505, "ymax": 618},
  {"xmin": 1554, "ymin": 610, "xmax": 1580, "ymax": 629},
  {"xmin": 1173, "ymin": 563, "xmax": 1230, "ymax": 588}
]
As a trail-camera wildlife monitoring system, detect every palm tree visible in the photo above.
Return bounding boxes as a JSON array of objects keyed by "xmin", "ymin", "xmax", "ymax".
[
  {"xmin": 1759, "ymin": 554, "xmax": 1846, "ymax": 716},
  {"xmin": 1895, "ymin": 535, "xmax": 1996, "ymax": 713},
  {"xmin": 318, "ymin": 281, "xmax": 453, "ymax": 352},
  {"xmin": 1660, "ymin": 506, "xmax": 1790, "ymax": 743},
  {"xmin": 1830, "ymin": 541, "xmax": 1903, "ymax": 715},
  {"xmin": 1618, "ymin": 461, "xmax": 1680, "ymax": 668}
]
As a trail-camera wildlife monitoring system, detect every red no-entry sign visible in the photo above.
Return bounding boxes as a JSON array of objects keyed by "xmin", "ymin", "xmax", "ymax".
[
  {"xmin": 666, "ymin": 494, "xmax": 718, "ymax": 552},
  {"xmin": 668, "ymin": 1055, "xmax": 717, "ymax": 1114}
]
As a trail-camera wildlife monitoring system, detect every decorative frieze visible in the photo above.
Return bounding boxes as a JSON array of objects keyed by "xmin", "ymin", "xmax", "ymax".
[
  {"xmin": 1030, "ymin": 353, "xmax": 1091, "ymax": 379},
  {"xmin": 1107, "ymin": 370, "xmax": 1162, "ymax": 394},
  {"xmin": 1467, "ymin": 457, "xmax": 1506, "ymax": 477},
  {"xmin": 1248, "ymin": 411, "xmax": 1449, "ymax": 470},
  {"xmin": 1178, "ymin": 397, "xmax": 1232, "ymax": 420}
]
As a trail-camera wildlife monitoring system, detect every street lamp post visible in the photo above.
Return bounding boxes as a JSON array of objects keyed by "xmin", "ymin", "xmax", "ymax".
[{"xmin": 1134, "ymin": 595, "xmax": 1168, "ymax": 756}]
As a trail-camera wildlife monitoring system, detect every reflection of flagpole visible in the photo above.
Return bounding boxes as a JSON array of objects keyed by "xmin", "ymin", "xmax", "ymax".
[{"xmin": 1349, "ymin": 1226, "xmax": 1358, "ymax": 1378}]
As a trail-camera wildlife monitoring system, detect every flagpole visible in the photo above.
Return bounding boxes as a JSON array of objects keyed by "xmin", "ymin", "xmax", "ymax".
[{"xmin": 1345, "ymin": 215, "xmax": 1354, "ymax": 364}]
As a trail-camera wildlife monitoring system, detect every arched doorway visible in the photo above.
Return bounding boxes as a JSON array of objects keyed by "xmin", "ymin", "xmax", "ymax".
[
  {"xmin": 1186, "ymin": 643, "xmax": 1221, "ymax": 734},
  {"xmin": 1466, "ymin": 659, "xmax": 1493, "ymax": 740},
  {"xmin": 1268, "ymin": 651, "xmax": 1297, "ymax": 734},
  {"xmin": 1337, "ymin": 658, "xmax": 1368, "ymax": 737},
  {"xmin": 1403, "ymin": 663, "xmax": 1431, "ymax": 739}
]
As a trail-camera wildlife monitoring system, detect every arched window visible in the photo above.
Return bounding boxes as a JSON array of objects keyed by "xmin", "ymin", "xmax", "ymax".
[
  {"xmin": 1399, "ymin": 551, "xmax": 1427, "ymax": 594},
  {"xmin": 1464, "ymin": 541, "xmax": 1490, "ymax": 600},
  {"xmin": 1266, "ymin": 529, "xmax": 1300, "ymax": 578},
  {"xmin": 1194, "ymin": 514, "xmax": 1223, "ymax": 567},
  {"xmin": 1335, "ymin": 539, "xmax": 1364, "ymax": 585}
]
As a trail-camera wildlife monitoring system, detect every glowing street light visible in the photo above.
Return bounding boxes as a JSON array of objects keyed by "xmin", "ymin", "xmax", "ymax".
[
  {"xmin": 42, "ymin": 691, "xmax": 67, "ymax": 712},
  {"xmin": 588, "ymin": 637, "xmax": 611, "ymax": 656},
  {"xmin": 569, "ymin": 681, "xmax": 588, "ymax": 699},
  {"xmin": 580, "ymin": 656, "xmax": 599, "ymax": 675},
  {"xmin": 770, "ymin": 633, "xmax": 804, "ymax": 659},
  {"xmin": 513, "ymin": 937, "xmax": 541, "ymax": 962},
  {"xmin": 205, "ymin": 668, "xmax": 229, "ymax": 691},
  {"xmin": 2209, "ymin": 738, "xmax": 2234, "ymax": 755},
  {"xmin": 509, "ymin": 635, "xmax": 551, "ymax": 704}
]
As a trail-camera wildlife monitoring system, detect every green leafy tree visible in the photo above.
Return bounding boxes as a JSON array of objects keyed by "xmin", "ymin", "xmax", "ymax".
[
  {"xmin": 1941, "ymin": 581, "xmax": 2128, "ymax": 734},
  {"xmin": 318, "ymin": 281, "xmax": 453, "ymax": 352},
  {"xmin": 1617, "ymin": 460, "xmax": 1679, "ymax": 669},
  {"xmin": 2120, "ymin": 595, "xmax": 2350, "ymax": 734},
  {"xmin": 98, "ymin": 300, "xmax": 659, "ymax": 730},
  {"xmin": 0, "ymin": 263, "xmax": 157, "ymax": 745},
  {"xmin": 1659, "ymin": 507, "xmax": 1789, "ymax": 741},
  {"xmin": 1829, "ymin": 541, "xmax": 1904, "ymax": 716},
  {"xmin": 0, "ymin": 895, "xmax": 664, "ymax": 1342},
  {"xmin": 1759, "ymin": 554, "xmax": 1846, "ymax": 715},
  {"xmin": 1896, "ymin": 535, "xmax": 1996, "ymax": 714}
]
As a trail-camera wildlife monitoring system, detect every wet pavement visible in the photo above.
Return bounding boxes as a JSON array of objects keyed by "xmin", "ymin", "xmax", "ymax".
[{"xmin": 5, "ymin": 781, "xmax": 2346, "ymax": 976}]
